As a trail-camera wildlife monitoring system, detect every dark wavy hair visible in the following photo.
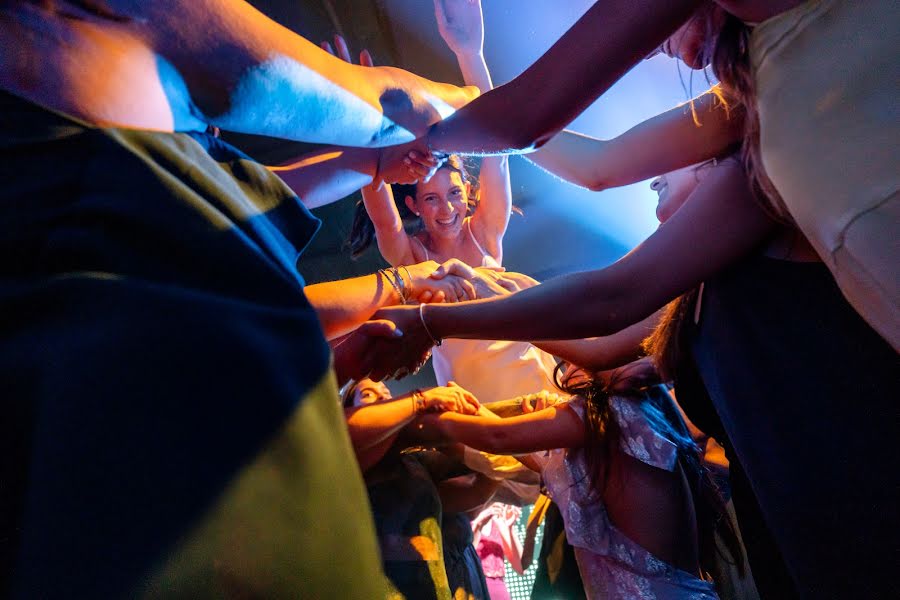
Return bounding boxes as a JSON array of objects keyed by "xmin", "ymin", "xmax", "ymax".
[
  {"xmin": 347, "ymin": 154, "xmax": 480, "ymax": 259},
  {"xmin": 555, "ymin": 360, "xmax": 744, "ymax": 581}
]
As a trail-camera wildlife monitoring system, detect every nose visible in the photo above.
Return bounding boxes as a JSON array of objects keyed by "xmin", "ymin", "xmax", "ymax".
[{"xmin": 650, "ymin": 177, "xmax": 664, "ymax": 191}]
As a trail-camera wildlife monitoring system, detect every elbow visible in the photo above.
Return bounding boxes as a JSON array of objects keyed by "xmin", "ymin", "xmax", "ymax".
[
  {"xmin": 585, "ymin": 177, "xmax": 610, "ymax": 193},
  {"xmin": 477, "ymin": 428, "xmax": 515, "ymax": 455}
]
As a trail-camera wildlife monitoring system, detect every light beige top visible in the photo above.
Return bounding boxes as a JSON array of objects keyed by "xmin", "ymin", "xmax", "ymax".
[{"xmin": 751, "ymin": 0, "xmax": 900, "ymax": 350}]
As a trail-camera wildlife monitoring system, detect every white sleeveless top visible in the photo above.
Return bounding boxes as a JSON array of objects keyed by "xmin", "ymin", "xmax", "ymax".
[
  {"xmin": 415, "ymin": 219, "xmax": 559, "ymax": 403},
  {"xmin": 414, "ymin": 220, "xmax": 559, "ymax": 490}
]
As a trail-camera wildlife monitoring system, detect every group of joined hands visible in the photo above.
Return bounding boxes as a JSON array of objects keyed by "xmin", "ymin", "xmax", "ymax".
[{"xmin": 334, "ymin": 258, "xmax": 540, "ymax": 384}]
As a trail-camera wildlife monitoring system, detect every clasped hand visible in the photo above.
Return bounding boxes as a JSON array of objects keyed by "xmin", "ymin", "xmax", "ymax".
[{"xmin": 341, "ymin": 260, "xmax": 540, "ymax": 381}]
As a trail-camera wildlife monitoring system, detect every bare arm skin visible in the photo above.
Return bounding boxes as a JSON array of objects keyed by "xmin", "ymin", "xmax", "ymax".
[
  {"xmin": 306, "ymin": 260, "xmax": 479, "ymax": 340},
  {"xmin": 0, "ymin": 0, "xmax": 478, "ymax": 141},
  {"xmin": 526, "ymin": 89, "xmax": 741, "ymax": 191},
  {"xmin": 435, "ymin": 0, "xmax": 512, "ymax": 260},
  {"xmin": 356, "ymin": 160, "xmax": 774, "ymax": 381},
  {"xmin": 534, "ymin": 311, "xmax": 663, "ymax": 372},
  {"xmin": 426, "ymin": 0, "xmax": 703, "ymax": 155},
  {"xmin": 416, "ymin": 403, "xmax": 585, "ymax": 456}
]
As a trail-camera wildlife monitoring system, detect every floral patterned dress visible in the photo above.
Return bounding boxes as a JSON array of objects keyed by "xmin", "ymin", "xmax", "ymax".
[{"xmin": 541, "ymin": 396, "xmax": 719, "ymax": 599}]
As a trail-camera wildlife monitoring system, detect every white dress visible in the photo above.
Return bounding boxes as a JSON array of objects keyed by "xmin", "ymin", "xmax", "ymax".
[
  {"xmin": 416, "ymin": 221, "xmax": 559, "ymax": 493},
  {"xmin": 540, "ymin": 396, "xmax": 719, "ymax": 600}
]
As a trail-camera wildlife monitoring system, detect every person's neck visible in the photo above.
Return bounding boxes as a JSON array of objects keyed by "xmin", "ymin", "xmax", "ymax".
[
  {"xmin": 422, "ymin": 229, "xmax": 469, "ymax": 263},
  {"xmin": 715, "ymin": 0, "xmax": 807, "ymax": 24}
]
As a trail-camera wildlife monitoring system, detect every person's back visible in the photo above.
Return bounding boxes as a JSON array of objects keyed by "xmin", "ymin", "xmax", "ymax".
[{"xmin": 540, "ymin": 391, "xmax": 717, "ymax": 599}]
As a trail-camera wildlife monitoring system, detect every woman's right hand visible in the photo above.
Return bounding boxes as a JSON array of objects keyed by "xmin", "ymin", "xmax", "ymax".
[{"xmin": 421, "ymin": 381, "xmax": 480, "ymax": 414}]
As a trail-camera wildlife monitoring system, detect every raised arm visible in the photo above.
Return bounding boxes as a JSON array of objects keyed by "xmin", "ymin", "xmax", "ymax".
[
  {"xmin": 362, "ymin": 183, "xmax": 418, "ymax": 266},
  {"xmin": 527, "ymin": 88, "xmax": 741, "ymax": 191},
  {"xmin": 426, "ymin": 0, "xmax": 703, "ymax": 155},
  {"xmin": 435, "ymin": 0, "xmax": 512, "ymax": 259},
  {"xmin": 3, "ymin": 0, "xmax": 478, "ymax": 143},
  {"xmin": 495, "ymin": 505, "xmax": 526, "ymax": 575}
]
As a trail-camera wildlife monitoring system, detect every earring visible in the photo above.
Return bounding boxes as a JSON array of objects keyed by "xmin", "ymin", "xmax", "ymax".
[{"xmin": 415, "ymin": 212, "xmax": 420, "ymax": 216}]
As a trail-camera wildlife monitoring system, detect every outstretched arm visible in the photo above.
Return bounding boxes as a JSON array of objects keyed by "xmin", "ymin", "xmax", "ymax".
[
  {"xmin": 526, "ymin": 88, "xmax": 741, "ymax": 191},
  {"xmin": 415, "ymin": 403, "xmax": 584, "ymax": 455},
  {"xmin": 359, "ymin": 158, "xmax": 774, "ymax": 380},
  {"xmin": 6, "ymin": 0, "xmax": 478, "ymax": 142},
  {"xmin": 426, "ymin": 0, "xmax": 703, "ymax": 155},
  {"xmin": 306, "ymin": 261, "xmax": 478, "ymax": 339},
  {"xmin": 435, "ymin": 0, "xmax": 512, "ymax": 260},
  {"xmin": 534, "ymin": 311, "xmax": 663, "ymax": 372},
  {"xmin": 362, "ymin": 182, "xmax": 418, "ymax": 266}
]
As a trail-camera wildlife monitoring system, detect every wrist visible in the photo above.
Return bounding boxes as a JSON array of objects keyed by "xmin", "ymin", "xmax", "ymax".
[
  {"xmin": 454, "ymin": 48, "xmax": 484, "ymax": 60},
  {"xmin": 411, "ymin": 389, "xmax": 427, "ymax": 414},
  {"xmin": 418, "ymin": 302, "xmax": 442, "ymax": 347}
]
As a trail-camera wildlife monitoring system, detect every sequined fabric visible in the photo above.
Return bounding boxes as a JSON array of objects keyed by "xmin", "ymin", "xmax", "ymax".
[{"xmin": 542, "ymin": 397, "xmax": 718, "ymax": 599}]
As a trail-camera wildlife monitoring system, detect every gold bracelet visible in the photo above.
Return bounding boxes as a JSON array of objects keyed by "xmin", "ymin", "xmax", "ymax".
[{"xmin": 418, "ymin": 302, "xmax": 442, "ymax": 347}]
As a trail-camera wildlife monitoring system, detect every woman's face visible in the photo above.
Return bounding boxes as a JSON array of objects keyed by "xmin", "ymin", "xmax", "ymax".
[
  {"xmin": 650, "ymin": 164, "xmax": 705, "ymax": 223},
  {"xmin": 657, "ymin": 5, "xmax": 724, "ymax": 69},
  {"xmin": 411, "ymin": 169, "xmax": 468, "ymax": 240},
  {"xmin": 353, "ymin": 379, "xmax": 392, "ymax": 406},
  {"xmin": 660, "ymin": 17, "xmax": 707, "ymax": 69}
]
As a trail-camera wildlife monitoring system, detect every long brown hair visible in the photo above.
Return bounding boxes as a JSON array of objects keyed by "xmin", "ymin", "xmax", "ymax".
[
  {"xmin": 346, "ymin": 155, "xmax": 480, "ymax": 258},
  {"xmin": 642, "ymin": 291, "xmax": 748, "ymax": 582},
  {"xmin": 692, "ymin": 5, "xmax": 791, "ymax": 222}
]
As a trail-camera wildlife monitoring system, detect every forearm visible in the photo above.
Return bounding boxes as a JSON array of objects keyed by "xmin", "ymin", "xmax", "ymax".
[
  {"xmin": 270, "ymin": 147, "xmax": 377, "ymax": 209},
  {"xmin": 362, "ymin": 185, "xmax": 415, "ymax": 266},
  {"xmin": 426, "ymin": 268, "xmax": 654, "ymax": 342},
  {"xmin": 307, "ymin": 272, "xmax": 399, "ymax": 340},
  {"xmin": 454, "ymin": 51, "xmax": 494, "ymax": 94},
  {"xmin": 111, "ymin": 1, "xmax": 476, "ymax": 145},
  {"xmin": 534, "ymin": 311, "xmax": 662, "ymax": 371},
  {"xmin": 428, "ymin": 0, "xmax": 703, "ymax": 155},
  {"xmin": 527, "ymin": 90, "xmax": 740, "ymax": 192},
  {"xmin": 344, "ymin": 397, "xmax": 417, "ymax": 452},
  {"xmin": 428, "ymin": 410, "xmax": 580, "ymax": 455},
  {"xmin": 497, "ymin": 523, "xmax": 525, "ymax": 574}
]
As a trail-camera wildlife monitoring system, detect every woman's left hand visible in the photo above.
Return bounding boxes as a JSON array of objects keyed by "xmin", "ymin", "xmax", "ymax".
[{"xmin": 434, "ymin": 0, "xmax": 485, "ymax": 56}]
